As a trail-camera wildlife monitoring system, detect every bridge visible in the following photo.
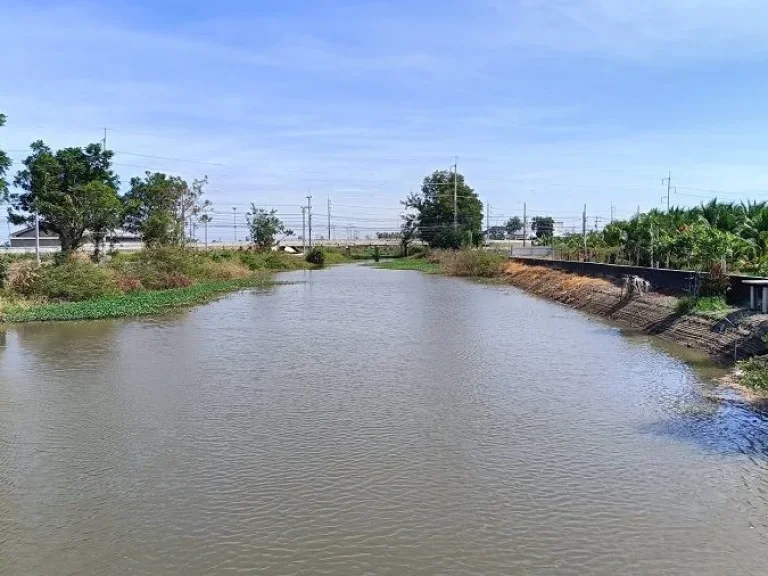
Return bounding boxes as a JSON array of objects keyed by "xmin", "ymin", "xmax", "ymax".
[
  {"xmin": 0, "ymin": 237, "xmax": 413, "ymax": 255},
  {"xmin": 277, "ymin": 238, "xmax": 411, "ymax": 249}
]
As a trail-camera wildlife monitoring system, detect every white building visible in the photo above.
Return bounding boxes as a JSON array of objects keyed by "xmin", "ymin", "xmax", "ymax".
[{"xmin": 9, "ymin": 226, "xmax": 142, "ymax": 250}]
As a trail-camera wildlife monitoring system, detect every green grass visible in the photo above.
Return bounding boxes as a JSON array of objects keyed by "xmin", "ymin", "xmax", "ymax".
[
  {"xmin": 738, "ymin": 357, "xmax": 768, "ymax": 391},
  {"xmin": 675, "ymin": 295, "xmax": 732, "ymax": 317},
  {"xmin": 374, "ymin": 258, "xmax": 440, "ymax": 273},
  {"xmin": 0, "ymin": 277, "xmax": 272, "ymax": 323},
  {"xmin": 0, "ymin": 247, "xmax": 360, "ymax": 324}
]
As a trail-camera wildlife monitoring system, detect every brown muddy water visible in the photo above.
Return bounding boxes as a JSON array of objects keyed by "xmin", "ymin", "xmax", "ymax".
[{"xmin": 2, "ymin": 264, "xmax": 768, "ymax": 575}]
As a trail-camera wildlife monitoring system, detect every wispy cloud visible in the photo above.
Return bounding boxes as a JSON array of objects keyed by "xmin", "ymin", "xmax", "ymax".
[
  {"xmin": 3, "ymin": 0, "xmax": 768, "ymax": 241},
  {"xmin": 486, "ymin": 0, "xmax": 768, "ymax": 62}
]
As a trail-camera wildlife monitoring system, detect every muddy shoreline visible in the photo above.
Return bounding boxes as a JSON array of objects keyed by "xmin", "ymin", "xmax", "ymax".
[{"xmin": 499, "ymin": 261, "xmax": 768, "ymax": 365}]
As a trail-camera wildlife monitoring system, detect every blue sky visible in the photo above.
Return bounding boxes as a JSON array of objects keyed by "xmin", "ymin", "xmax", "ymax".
[{"xmin": 3, "ymin": 0, "xmax": 768, "ymax": 240}]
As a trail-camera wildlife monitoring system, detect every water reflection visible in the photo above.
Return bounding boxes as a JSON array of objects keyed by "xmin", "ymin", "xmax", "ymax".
[
  {"xmin": 2, "ymin": 265, "xmax": 768, "ymax": 575},
  {"xmin": 646, "ymin": 398, "xmax": 768, "ymax": 457}
]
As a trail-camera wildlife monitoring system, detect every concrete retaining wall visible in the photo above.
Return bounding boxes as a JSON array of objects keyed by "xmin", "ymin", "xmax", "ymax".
[
  {"xmin": 511, "ymin": 257, "xmax": 763, "ymax": 304},
  {"xmin": 510, "ymin": 246, "xmax": 554, "ymax": 258}
]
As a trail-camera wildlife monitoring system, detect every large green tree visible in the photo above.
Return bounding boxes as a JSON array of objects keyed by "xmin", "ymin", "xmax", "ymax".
[
  {"xmin": 80, "ymin": 181, "xmax": 124, "ymax": 259},
  {"xmin": 123, "ymin": 172, "xmax": 200, "ymax": 246},
  {"xmin": 400, "ymin": 212, "xmax": 418, "ymax": 255},
  {"xmin": 531, "ymin": 216, "xmax": 555, "ymax": 241},
  {"xmin": 247, "ymin": 206, "xmax": 292, "ymax": 249},
  {"xmin": 0, "ymin": 114, "xmax": 10, "ymax": 203},
  {"xmin": 9, "ymin": 140, "xmax": 121, "ymax": 252},
  {"xmin": 504, "ymin": 216, "xmax": 523, "ymax": 237},
  {"xmin": 403, "ymin": 170, "xmax": 483, "ymax": 249}
]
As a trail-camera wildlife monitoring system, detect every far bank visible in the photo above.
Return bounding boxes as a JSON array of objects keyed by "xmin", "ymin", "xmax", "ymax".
[{"xmin": 0, "ymin": 247, "xmax": 355, "ymax": 323}]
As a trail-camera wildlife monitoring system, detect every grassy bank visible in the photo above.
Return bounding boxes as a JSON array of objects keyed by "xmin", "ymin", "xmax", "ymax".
[
  {"xmin": 737, "ymin": 357, "xmax": 768, "ymax": 392},
  {"xmin": 375, "ymin": 258, "xmax": 441, "ymax": 273},
  {"xmin": 675, "ymin": 295, "xmax": 733, "ymax": 317},
  {"xmin": 0, "ymin": 247, "xmax": 350, "ymax": 323},
  {"xmin": 1, "ymin": 277, "xmax": 272, "ymax": 323},
  {"xmin": 376, "ymin": 251, "xmax": 506, "ymax": 277}
]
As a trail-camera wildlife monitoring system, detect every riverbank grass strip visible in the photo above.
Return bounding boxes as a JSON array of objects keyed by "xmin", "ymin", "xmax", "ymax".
[
  {"xmin": 675, "ymin": 296, "xmax": 732, "ymax": 318},
  {"xmin": 374, "ymin": 258, "xmax": 441, "ymax": 273},
  {"xmin": 0, "ymin": 277, "xmax": 272, "ymax": 323},
  {"xmin": 737, "ymin": 357, "xmax": 768, "ymax": 391}
]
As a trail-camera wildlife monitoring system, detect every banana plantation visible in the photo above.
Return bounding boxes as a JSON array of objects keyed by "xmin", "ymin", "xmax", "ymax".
[{"xmin": 552, "ymin": 200, "xmax": 768, "ymax": 275}]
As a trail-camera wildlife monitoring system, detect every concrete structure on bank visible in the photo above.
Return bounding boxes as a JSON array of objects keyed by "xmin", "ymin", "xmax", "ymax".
[
  {"xmin": 511, "ymin": 256, "xmax": 765, "ymax": 306},
  {"xmin": 9, "ymin": 226, "xmax": 142, "ymax": 250}
]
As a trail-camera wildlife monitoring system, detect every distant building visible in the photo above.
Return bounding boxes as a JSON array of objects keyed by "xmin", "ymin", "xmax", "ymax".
[
  {"xmin": 9, "ymin": 226, "xmax": 142, "ymax": 249},
  {"xmin": 9, "ymin": 226, "xmax": 60, "ymax": 248},
  {"xmin": 484, "ymin": 225, "xmax": 508, "ymax": 240},
  {"xmin": 483, "ymin": 226, "xmax": 531, "ymax": 241}
]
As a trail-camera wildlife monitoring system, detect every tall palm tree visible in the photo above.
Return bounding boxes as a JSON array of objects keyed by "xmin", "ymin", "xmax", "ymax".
[
  {"xmin": 696, "ymin": 199, "xmax": 740, "ymax": 233},
  {"xmin": 739, "ymin": 203, "xmax": 768, "ymax": 265}
]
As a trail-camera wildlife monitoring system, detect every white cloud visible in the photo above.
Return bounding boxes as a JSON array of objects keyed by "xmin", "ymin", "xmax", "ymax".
[
  {"xmin": 4, "ymin": 0, "xmax": 768, "ymax": 242},
  {"xmin": 486, "ymin": 0, "xmax": 768, "ymax": 62}
]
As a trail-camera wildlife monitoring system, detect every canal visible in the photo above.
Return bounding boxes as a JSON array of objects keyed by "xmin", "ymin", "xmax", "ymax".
[{"xmin": 2, "ymin": 264, "xmax": 768, "ymax": 574}]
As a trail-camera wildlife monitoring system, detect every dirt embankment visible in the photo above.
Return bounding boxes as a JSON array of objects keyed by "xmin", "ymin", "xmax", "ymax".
[{"xmin": 500, "ymin": 261, "xmax": 768, "ymax": 364}]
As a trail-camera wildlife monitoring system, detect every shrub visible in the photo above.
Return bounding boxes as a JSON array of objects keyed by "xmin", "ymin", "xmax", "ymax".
[
  {"xmin": 440, "ymin": 250, "xmax": 505, "ymax": 277},
  {"xmin": 137, "ymin": 246, "xmax": 197, "ymax": 276},
  {"xmin": 52, "ymin": 251, "xmax": 73, "ymax": 266},
  {"xmin": 196, "ymin": 260, "xmax": 252, "ymax": 280},
  {"xmin": 116, "ymin": 276, "xmax": 144, "ymax": 292},
  {"xmin": 157, "ymin": 272, "xmax": 193, "ymax": 289},
  {"xmin": 408, "ymin": 245, "xmax": 428, "ymax": 259},
  {"xmin": 39, "ymin": 260, "xmax": 118, "ymax": 301},
  {"xmin": 8, "ymin": 261, "xmax": 43, "ymax": 296},
  {"xmin": 675, "ymin": 296, "xmax": 695, "ymax": 315},
  {"xmin": 738, "ymin": 357, "xmax": 768, "ymax": 390},
  {"xmin": 126, "ymin": 246, "xmax": 205, "ymax": 288},
  {"xmin": 305, "ymin": 247, "xmax": 325, "ymax": 267},
  {"xmin": 322, "ymin": 249, "xmax": 350, "ymax": 265},
  {"xmin": 0, "ymin": 258, "xmax": 8, "ymax": 289},
  {"xmin": 675, "ymin": 295, "xmax": 729, "ymax": 316},
  {"xmin": 426, "ymin": 250, "xmax": 442, "ymax": 264},
  {"xmin": 239, "ymin": 250, "xmax": 305, "ymax": 271},
  {"xmin": 701, "ymin": 262, "xmax": 730, "ymax": 297},
  {"xmin": 262, "ymin": 251, "xmax": 295, "ymax": 270}
]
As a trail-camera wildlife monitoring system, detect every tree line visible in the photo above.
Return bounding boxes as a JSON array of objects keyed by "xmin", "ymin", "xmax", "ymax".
[
  {"xmin": 0, "ymin": 115, "xmax": 295, "ymax": 255},
  {"xmin": 552, "ymin": 201, "xmax": 768, "ymax": 275},
  {"xmin": 398, "ymin": 167, "xmax": 768, "ymax": 277},
  {"xmin": 1, "ymin": 138, "xmax": 212, "ymax": 256},
  {"xmin": 399, "ymin": 170, "xmax": 556, "ymax": 250}
]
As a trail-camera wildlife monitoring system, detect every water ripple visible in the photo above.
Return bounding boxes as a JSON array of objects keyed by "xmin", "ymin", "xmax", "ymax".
[{"xmin": 2, "ymin": 265, "xmax": 768, "ymax": 574}]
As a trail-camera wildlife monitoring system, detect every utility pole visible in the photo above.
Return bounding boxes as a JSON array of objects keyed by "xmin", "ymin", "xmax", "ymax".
[
  {"xmin": 662, "ymin": 170, "xmax": 672, "ymax": 212},
  {"xmin": 34, "ymin": 174, "xmax": 45, "ymax": 265},
  {"xmin": 301, "ymin": 205, "xmax": 307, "ymax": 253},
  {"xmin": 327, "ymin": 196, "xmax": 332, "ymax": 241},
  {"xmin": 102, "ymin": 127, "xmax": 107, "ymax": 151},
  {"xmin": 486, "ymin": 202, "xmax": 490, "ymax": 236},
  {"xmin": 34, "ymin": 201, "xmax": 40, "ymax": 265},
  {"xmin": 522, "ymin": 202, "xmax": 527, "ymax": 247},
  {"xmin": 306, "ymin": 193, "xmax": 313, "ymax": 249},
  {"xmin": 453, "ymin": 156, "xmax": 458, "ymax": 230},
  {"xmin": 232, "ymin": 207, "xmax": 237, "ymax": 243},
  {"xmin": 582, "ymin": 203, "xmax": 587, "ymax": 260},
  {"xmin": 610, "ymin": 203, "xmax": 615, "ymax": 224}
]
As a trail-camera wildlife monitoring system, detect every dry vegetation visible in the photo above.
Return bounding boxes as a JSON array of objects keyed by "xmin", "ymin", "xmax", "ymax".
[{"xmin": 500, "ymin": 261, "xmax": 614, "ymax": 302}]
